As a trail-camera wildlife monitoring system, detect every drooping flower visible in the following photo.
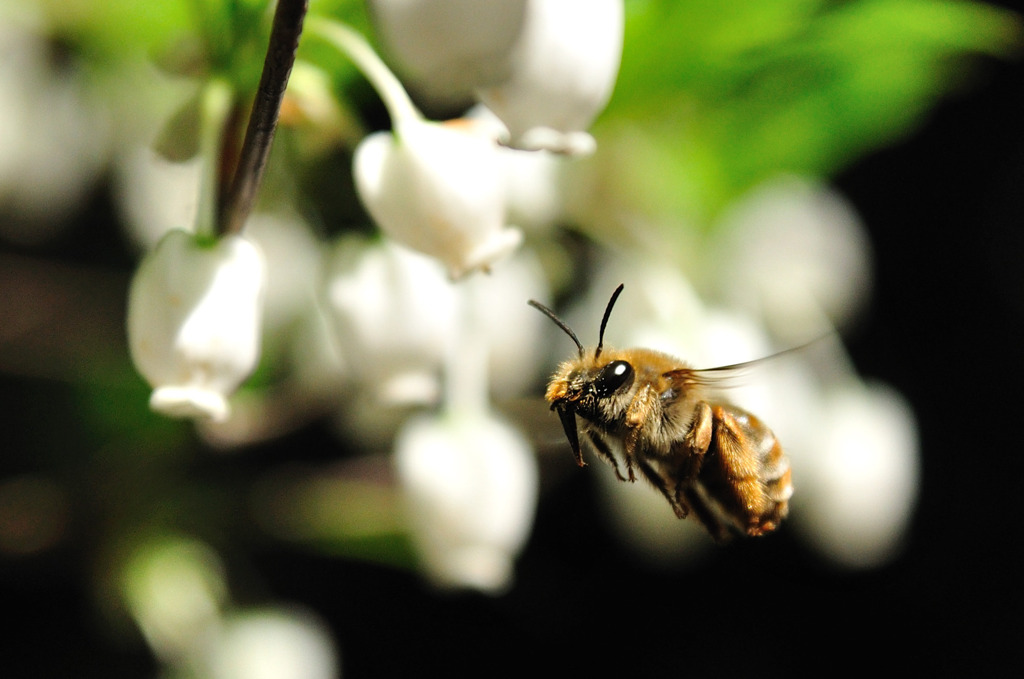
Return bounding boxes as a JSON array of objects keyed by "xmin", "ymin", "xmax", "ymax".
[
  {"xmin": 793, "ymin": 380, "xmax": 919, "ymax": 568},
  {"xmin": 322, "ymin": 234, "xmax": 459, "ymax": 409},
  {"xmin": 353, "ymin": 117, "xmax": 522, "ymax": 279},
  {"xmin": 202, "ymin": 608, "xmax": 339, "ymax": 679},
  {"xmin": 366, "ymin": 0, "xmax": 528, "ymax": 107},
  {"xmin": 367, "ymin": 0, "xmax": 625, "ymax": 156},
  {"xmin": 313, "ymin": 18, "xmax": 524, "ymax": 279},
  {"xmin": 0, "ymin": 20, "xmax": 110, "ymax": 239},
  {"xmin": 713, "ymin": 177, "xmax": 873, "ymax": 337},
  {"xmin": 395, "ymin": 410, "xmax": 537, "ymax": 593},
  {"xmin": 475, "ymin": 0, "xmax": 624, "ymax": 155},
  {"xmin": 127, "ymin": 228, "xmax": 266, "ymax": 422}
]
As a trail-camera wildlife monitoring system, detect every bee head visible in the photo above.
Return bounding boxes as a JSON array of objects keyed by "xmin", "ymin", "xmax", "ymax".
[{"xmin": 528, "ymin": 285, "xmax": 635, "ymax": 464}]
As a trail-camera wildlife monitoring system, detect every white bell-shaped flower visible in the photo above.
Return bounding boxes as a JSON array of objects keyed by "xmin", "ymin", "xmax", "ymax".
[
  {"xmin": 127, "ymin": 228, "xmax": 266, "ymax": 422},
  {"xmin": 0, "ymin": 20, "xmax": 110, "ymax": 239},
  {"xmin": 366, "ymin": 0, "xmax": 528, "ymax": 107},
  {"xmin": 475, "ymin": 0, "xmax": 624, "ymax": 155},
  {"xmin": 713, "ymin": 177, "xmax": 872, "ymax": 338},
  {"xmin": 395, "ymin": 410, "xmax": 537, "ymax": 593},
  {"xmin": 354, "ymin": 117, "xmax": 522, "ymax": 279},
  {"xmin": 794, "ymin": 381, "xmax": 919, "ymax": 568},
  {"xmin": 323, "ymin": 235, "xmax": 458, "ymax": 407}
]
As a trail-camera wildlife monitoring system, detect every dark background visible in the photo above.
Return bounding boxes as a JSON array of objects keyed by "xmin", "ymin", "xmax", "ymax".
[{"xmin": 3, "ymin": 22, "xmax": 1023, "ymax": 679}]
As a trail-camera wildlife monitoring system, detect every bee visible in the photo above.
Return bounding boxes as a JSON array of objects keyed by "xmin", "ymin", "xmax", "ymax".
[{"xmin": 528, "ymin": 284, "xmax": 792, "ymax": 541}]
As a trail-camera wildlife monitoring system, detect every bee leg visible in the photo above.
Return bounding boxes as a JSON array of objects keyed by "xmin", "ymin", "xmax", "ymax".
[
  {"xmin": 624, "ymin": 385, "xmax": 661, "ymax": 483},
  {"xmin": 584, "ymin": 431, "xmax": 629, "ymax": 482},
  {"xmin": 622, "ymin": 428, "xmax": 642, "ymax": 482},
  {"xmin": 683, "ymin": 486, "xmax": 733, "ymax": 543},
  {"xmin": 655, "ymin": 401, "xmax": 715, "ymax": 516},
  {"xmin": 679, "ymin": 401, "xmax": 713, "ymax": 480},
  {"xmin": 636, "ymin": 457, "xmax": 688, "ymax": 519}
]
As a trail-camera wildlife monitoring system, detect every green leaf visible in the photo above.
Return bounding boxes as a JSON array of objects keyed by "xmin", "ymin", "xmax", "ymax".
[{"xmin": 602, "ymin": 0, "xmax": 1022, "ymax": 222}]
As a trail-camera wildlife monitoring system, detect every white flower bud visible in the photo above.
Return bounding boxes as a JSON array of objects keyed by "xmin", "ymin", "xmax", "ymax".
[
  {"xmin": 395, "ymin": 411, "xmax": 537, "ymax": 593},
  {"xmin": 127, "ymin": 229, "xmax": 266, "ymax": 422},
  {"xmin": 353, "ymin": 118, "xmax": 522, "ymax": 279},
  {"xmin": 476, "ymin": 0, "xmax": 624, "ymax": 155}
]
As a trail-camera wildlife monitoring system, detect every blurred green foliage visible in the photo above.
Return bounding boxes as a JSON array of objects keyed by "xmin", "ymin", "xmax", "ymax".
[{"xmin": 607, "ymin": 0, "xmax": 1021, "ymax": 222}]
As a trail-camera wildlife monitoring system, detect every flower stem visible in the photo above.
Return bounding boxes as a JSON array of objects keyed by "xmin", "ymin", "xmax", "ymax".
[
  {"xmin": 308, "ymin": 17, "xmax": 422, "ymax": 128},
  {"xmin": 220, "ymin": 0, "xmax": 309, "ymax": 235},
  {"xmin": 196, "ymin": 78, "xmax": 233, "ymax": 239},
  {"xmin": 444, "ymin": 277, "xmax": 490, "ymax": 417}
]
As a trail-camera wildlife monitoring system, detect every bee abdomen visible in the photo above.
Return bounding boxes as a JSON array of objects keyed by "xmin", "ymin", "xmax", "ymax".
[{"xmin": 702, "ymin": 406, "xmax": 792, "ymax": 537}]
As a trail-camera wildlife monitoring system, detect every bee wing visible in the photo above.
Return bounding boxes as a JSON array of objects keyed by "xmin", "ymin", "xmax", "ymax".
[
  {"xmin": 665, "ymin": 339, "xmax": 824, "ymax": 390},
  {"xmin": 662, "ymin": 362, "xmax": 756, "ymax": 391}
]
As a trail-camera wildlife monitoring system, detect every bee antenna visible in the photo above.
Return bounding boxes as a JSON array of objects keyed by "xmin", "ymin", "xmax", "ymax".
[
  {"xmin": 596, "ymin": 284, "xmax": 624, "ymax": 360},
  {"xmin": 528, "ymin": 299, "xmax": 585, "ymax": 357}
]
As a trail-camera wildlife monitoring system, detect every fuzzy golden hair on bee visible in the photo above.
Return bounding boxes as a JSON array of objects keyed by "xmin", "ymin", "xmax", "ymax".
[{"xmin": 528, "ymin": 284, "xmax": 793, "ymax": 542}]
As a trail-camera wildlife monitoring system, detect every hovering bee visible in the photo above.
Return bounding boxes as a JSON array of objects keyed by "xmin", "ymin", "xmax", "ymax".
[{"xmin": 528, "ymin": 284, "xmax": 792, "ymax": 541}]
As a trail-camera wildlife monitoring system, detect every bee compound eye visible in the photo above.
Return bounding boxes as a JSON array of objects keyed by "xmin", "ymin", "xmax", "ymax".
[{"xmin": 595, "ymin": 360, "xmax": 633, "ymax": 397}]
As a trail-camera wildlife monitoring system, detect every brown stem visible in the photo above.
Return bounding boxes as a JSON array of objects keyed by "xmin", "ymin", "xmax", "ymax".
[{"xmin": 219, "ymin": 0, "xmax": 308, "ymax": 235}]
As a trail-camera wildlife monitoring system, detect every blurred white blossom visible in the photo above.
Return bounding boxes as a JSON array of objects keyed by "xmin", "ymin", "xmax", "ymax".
[
  {"xmin": 793, "ymin": 380, "xmax": 919, "ymax": 568},
  {"xmin": 121, "ymin": 538, "xmax": 340, "ymax": 678},
  {"xmin": 323, "ymin": 235, "xmax": 459, "ymax": 408},
  {"xmin": 367, "ymin": 0, "xmax": 528, "ymax": 106},
  {"xmin": 713, "ymin": 177, "xmax": 873, "ymax": 338},
  {"xmin": 395, "ymin": 410, "xmax": 537, "ymax": 593},
  {"xmin": 475, "ymin": 0, "xmax": 624, "ymax": 155},
  {"xmin": 115, "ymin": 146, "xmax": 203, "ymax": 251},
  {"xmin": 0, "ymin": 20, "xmax": 110, "ymax": 240},
  {"xmin": 201, "ymin": 608, "xmax": 339, "ymax": 679},
  {"xmin": 127, "ymin": 229, "xmax": 266, "ymax": 422},
  {"xmin": 369, "ymin": 0, "xmax": 624, "ymax": 155},
  {"xmin": 245, "ymin": 212, "xmax": 325, "ymax": 335},
  {"xmin": 461, "ymin": 105, "xmax": 567, "ymax": 232},
  {"xmin": 120, "ymin": 537, "xmax": 228, "ymax": 663},
  {"xmin": 321, "ymin": 235, "xmax": 550, "ymax": 446},
  {"xmin": 353, "ymin": 118, "xmax": 522, "ymax": 279}
]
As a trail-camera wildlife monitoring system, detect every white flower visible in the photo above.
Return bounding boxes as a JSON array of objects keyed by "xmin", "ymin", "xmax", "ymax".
[
  {"xmin": 475, "ymin": 0, "xmax": 624, "ymax": 155},
  {"xmin": 713, "ymin": 177, "xmax": 873, "ymax": 337},
  {"xmin": 367, "ymin": 0, "xmax": 624, "ymax": 155},
  {"xmin": 353, "ymin": 117, "xmax": 522, "ymax": 279},
  {"xmin": 127, "ymin": 229, "xmax": 266, "ymax": 422},
  {"xmin": 120, "ymin": 536, "xmax": 227, "ymax": 663},
  {"xmin": 395, "ymin": 410, "xmax": 537, "ymax": 593},
  {"xmin": 0, "ymin": 19, "xmax": 109, "ymax": 239},
  {"xmin": 323, "ymin": 235, "xmax": 458, "ymax": 408},
  {"xmin": 794, "ymin": 381, "xmax": 919, "ymax": 568},
  {"xmin": 203, "ymin": 608, "xmax": 339, "ymax": 679},
  {"xmin": 464, "ymin": 246, "xmax": 551, "ymax": 398},
  {"xmin": 367, "ymin": 0, "xmax": 528, "ymax": 107},
  {"xmin": 115, "ymin": 146, "xmax": 203, "ymax": 251}
]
